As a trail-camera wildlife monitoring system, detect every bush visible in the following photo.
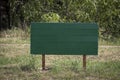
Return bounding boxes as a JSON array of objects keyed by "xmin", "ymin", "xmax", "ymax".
[{"xmin": 41, "ymin": 12, "xmax": 61, "ymax": 22}]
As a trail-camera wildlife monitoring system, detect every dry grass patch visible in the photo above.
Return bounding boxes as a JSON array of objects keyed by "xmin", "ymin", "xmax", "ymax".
[{"xmin": 0, "ymin": 44, "xmax": 29, "ymax": 57}]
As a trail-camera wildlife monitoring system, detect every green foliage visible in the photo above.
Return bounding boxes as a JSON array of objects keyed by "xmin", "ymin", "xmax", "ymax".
[
  {"xmin": 9, "ymin": 0, "xmax": 120, "ymax": 38},
  {"xmin": 97, "ymin": 0, "xmax": 120, "ymax": 39},
  {"xmin": 41, "ymin": 12, "xmax": 60, "ymax": 22}
]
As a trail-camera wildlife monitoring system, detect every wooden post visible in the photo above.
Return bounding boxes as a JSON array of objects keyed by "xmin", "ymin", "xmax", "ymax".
[
  {"xmin": 42, "ymin": 54, "xmax": 45, "ymax": 70},
  {"xmin": 83, "ymin": 55, "xmax": 86, "ymax": 69}
]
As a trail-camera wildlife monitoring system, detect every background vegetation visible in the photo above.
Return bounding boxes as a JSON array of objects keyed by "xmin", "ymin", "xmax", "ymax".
[{"xmin": 8, "ymin": 0, "xmax": 120, "ymax": 39}]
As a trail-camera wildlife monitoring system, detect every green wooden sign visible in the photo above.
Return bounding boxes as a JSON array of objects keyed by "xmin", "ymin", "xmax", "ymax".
[{"xmin": 31, "ymin": 23, "xmax": 98, "ymax": 55}]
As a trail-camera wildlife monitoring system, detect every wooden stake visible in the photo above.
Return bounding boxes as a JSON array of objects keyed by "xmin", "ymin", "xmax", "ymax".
[
  {"xmin": 42, "ymin": 54, "xmax": 45, "ymax": 70},
  {"xmin": 83, "ymin": 55, "xmax": 86, "ymax": 69}
]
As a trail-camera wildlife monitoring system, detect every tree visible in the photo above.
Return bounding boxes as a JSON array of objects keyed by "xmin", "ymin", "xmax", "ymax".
[
  {"xmin": 97, "ymin": 0, "xmax": 120, "ymax": 39},
  {"xmin": 9, "ymin": 0, "xmax": 120, "ymax": 38}
]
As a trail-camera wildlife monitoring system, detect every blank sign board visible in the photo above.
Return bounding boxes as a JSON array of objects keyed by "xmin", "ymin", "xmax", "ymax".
[{"xmin": 31, "ymin": 23, "xmax": 98, "ymax": 55}]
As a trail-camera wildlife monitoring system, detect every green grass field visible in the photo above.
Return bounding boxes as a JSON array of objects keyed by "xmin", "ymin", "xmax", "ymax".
[{"xmin": 0, "ymin": 29, "xmax": 120, "ymax": 80}]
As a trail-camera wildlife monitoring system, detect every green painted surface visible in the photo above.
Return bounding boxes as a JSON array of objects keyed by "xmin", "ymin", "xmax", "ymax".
[{"xmin": 31, "ymin": 23, "xmax": 98, "ymax": 55}]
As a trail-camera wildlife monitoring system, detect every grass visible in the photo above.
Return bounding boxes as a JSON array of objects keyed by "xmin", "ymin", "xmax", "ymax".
[
  {"xmin": 0, "ymin": 43, "xmax": 120, "ymax": 80},
  {"xmin": 99, "ymin": 38, "xmax": 120, "ymax": 46},
  {"xmin": 0, "ymin": 56, "xmax": 120, "ymax": 80},
  {"xmin": 0, "ymin": 28, "xmax": 120, "ymax": 80},
  {"xmin": 0, "ymin": 28, "xmax": 120, "ymax": 45},
  {"xmin": 0, "ymin": 28, "xmax": 30, "ymax": 44}
]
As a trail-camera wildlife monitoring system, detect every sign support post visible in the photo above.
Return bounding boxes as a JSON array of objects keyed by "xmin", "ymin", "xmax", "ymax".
[
  {"xmin": 42, "ymin": 54, "xmax": 45, "ymax": 70},
  {"xmin": 83, "ymin": 55, "xmax": 86, "ymax": 70}
]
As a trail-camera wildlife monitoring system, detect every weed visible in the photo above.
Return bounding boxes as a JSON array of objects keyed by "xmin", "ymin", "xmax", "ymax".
[
  {"xmin": 0, "ymin": 56, "xmax": 10, "ymax": 65},
  {"xmin": 18, "ymin": 55, "xmax": 41, "ymax": 71}
]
